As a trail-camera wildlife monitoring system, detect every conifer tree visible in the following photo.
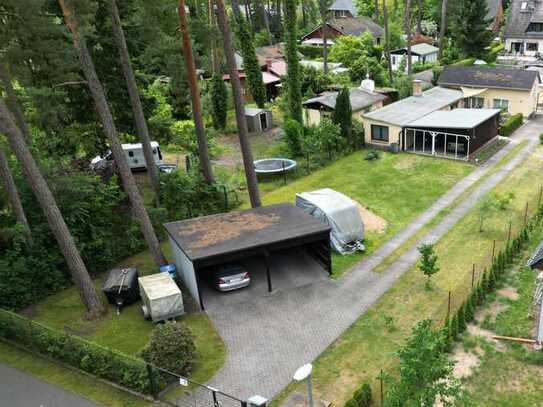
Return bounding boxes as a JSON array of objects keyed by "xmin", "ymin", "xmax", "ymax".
[
  {"xmin": 456, "ymin": 304, "xmax": 466, "ymax": 334},
  {"xmin": 284, "ymin": 0, "xmax": 303, "ymax": 123},
  {"xmin": 332, "ymin": 87, "xmax": 353, "ymax": 146},
  {"xmin": 235, "ymin": 17, "xmax": 267, "ymax": 108},
  {"xmin": 210, "ymin": 73, "xmax": 228, "ymax": 129},
  {"xmin": 450, "ymin": 0, "xmax": 493, "ymax": 58}
]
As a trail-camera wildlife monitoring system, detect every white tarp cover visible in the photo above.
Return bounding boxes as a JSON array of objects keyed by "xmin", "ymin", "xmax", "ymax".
[
  {"xmin": 296, "ymin": 188, "xmax": 365, "ymax": 254},
  {"xmin": 139, "ymin": 273, "xmax": 184, "ymax": 322}
]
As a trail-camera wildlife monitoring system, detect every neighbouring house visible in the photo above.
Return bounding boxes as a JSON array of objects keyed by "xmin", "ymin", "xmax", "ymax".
[
  {"xmin": 302, "ymin": 79, "xmax": 387, "ymax": 126},
  {"xmin": 327, "ymin": 0, "xmax": 357, "ymax": 19},
  {"xmin": 362, "ymin": 81, "xmax": 502, "ymax": 160},
  {"xmin": 504, "ymin": 0, "xmax": 543, "ymax": 55},
  {"xmin": 438, "ymin": 65, "xmax": 542, "ymax": 117},
  {"xmin": 390, "ymin": 43, "xmax": 439, "ymax": 71},
  {"xmin": 487, "ymin": 0, "xmax": 504, "ymax": 32},
  {"xmin": 414, "ymin": 69, "xmax": 436, "ymax": 89},
  {"xmin": 301, "ymin": 17, "xmax": 384, "ymax": 47}
]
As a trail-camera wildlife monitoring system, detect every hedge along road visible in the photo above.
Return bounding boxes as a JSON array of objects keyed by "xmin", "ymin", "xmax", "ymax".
[
  {"xmin": 0, "ymin": 363, "xmax": 101, "ymax": 407},
  {"xmin": 199, "ymin": 116, "xmax": 543, "ymax": 401}
]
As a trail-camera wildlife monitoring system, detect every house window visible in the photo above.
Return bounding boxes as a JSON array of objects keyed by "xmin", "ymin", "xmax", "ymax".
[
  {"xmin": 493, "ymin": 98, "xmax": 509, "ymax": 111},
  {"xmin": 527, "ymin": 22, "xmax": 543, "ymax": 32},
  {"xmin": 128, "ymin": 151, "xmax": 134, "ymax": 157},
  {"xmin": 392, "ymin": 55, "xmax": 397, "ymax": 64},
  {"xmin": 527, "ymin": 42, "xmax": 539, "ymax": 51},
  {"xmin": 371, "ymin": 125, "xmax": 389, "ymax": 142},
  {"xmin": 465, "ymin": 96, "xmax": 485, "ymax": 108},
  {"xmin": 521, "ymin": 1, "xmax": 528, "ymax": 10}
]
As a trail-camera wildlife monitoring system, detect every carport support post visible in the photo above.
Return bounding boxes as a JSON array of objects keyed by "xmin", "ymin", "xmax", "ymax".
[{"xmin": 265, "ymin": 250, "xmax": 272, "ymax": 292}]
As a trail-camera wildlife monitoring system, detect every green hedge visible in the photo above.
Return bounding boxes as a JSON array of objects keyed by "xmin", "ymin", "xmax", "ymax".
[
  {"xmin": 0, "ymin": 309, "xmax": 156, "ymax": 395},
  {"xmin": 344, "ymin": 382, "xmax": 372, "ymax": 407},
  {"xmin": 500, "ymin": 113, "xmax": 523, "ymax": 137}
]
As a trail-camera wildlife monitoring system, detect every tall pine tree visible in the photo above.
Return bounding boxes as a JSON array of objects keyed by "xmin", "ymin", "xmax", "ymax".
[
  {"xmin": 284, "ymin": 0, "xmax": 303, "ymax": 124},
  {"xmin": 450, "ymin": 0, "xmax": 493, "ymax": 58},
  {"xmin": 210, "ymin": 73, "xmax": 228, "ymax": 129},
  {"xmin": 235, "ymin": 17, "xmax": 267, "ymax": 108}
]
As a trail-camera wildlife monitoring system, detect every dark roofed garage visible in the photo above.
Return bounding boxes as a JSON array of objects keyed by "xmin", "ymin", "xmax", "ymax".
[{"xmin": 164, "ymin": 204, "xmax": 331, "ymax": 310}]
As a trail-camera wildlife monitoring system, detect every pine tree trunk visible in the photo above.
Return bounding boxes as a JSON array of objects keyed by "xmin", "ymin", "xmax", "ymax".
[
  {"xmin": 373, "ymin": 0, "xmax": 379, "ymax": 20},
  {"xmin": 59, "ymin": 0, "xmax": 166, "ymax": 266},
  {"xmin": 320, "ymin": 0, "xmax": 328, "ymax": 74},
  {"xmin": 0, "ymin": 63, "xmax": 31, "ymax": 144},
  {"xmin": 0, "ymin": 99, "xmax": 104, "ymax": 317},
  {"xmin": 404, "ymin": 0, "xmax": 413, "ymax": 74},
  {"xmin": 231, "ymin": 0, "xmax": 243, "ymax": 19},
  {"xmin": 260, "ymin": 0, "xmax": 273, "ymax": 44},
  {"xmin": 0, "ymin": 148, "xmax": 33, "ymax": 245},
  {"xmin": 178, "ymin": 0, "xmax": 215, "ymax": 185},
  {"xmin": 214, "ymin": 0, "xmax": 262, "ymax": 208},
  {"xmin": 209, "ymin": 0, "xmax": 220, "ymax": 73},
  {"xmin": 416, "ymin": 0, "xmax": 422, "ymax": 35},
  {"xmin": 383, "ymin": 0, "xmax": 393, "ymax": 83},
  {"xmin": 110, "ymin": 0, "xmax": 161, "ymax": 196},
  {"xmin": 438, "ymin": 0, "xmax": 448, "ymax": 59}
]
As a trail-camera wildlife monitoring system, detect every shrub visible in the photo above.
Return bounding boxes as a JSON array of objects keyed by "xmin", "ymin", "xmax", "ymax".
[
  {"xmin": 540, "ymin": 133, "xmax": 543, "ymax": 145},
  {"xmin": 210, "ymin": 73, "xmax": 228, "ymax": 130},
  {"xmin": 352, "ymin": 119, "xmax": 365, "ymax": 148},
  {"xmin": 141, "ymin": 322, "xmax": 196, "ymax": 377},
  {"xmin": 344, "ymin": 382, "xmax": 372, "ymax": 407},
  {"xmin": 364, "ymin": 149, "xmax": 381, "ymax": 161},
  {"xmin": 283, "ymin": 119, "xmax": 304, "ymax": 157},
  {"xmin": 298, "ymin": 45, "xmax": 323, "ymax": 59},
  {"xmin": 500, "ymin": 113, "xmax": 523, "ymax": 137}
]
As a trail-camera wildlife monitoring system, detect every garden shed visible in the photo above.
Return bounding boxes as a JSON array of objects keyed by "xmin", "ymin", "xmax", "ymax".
[
  {"xmin": 164, "ymin": 203, "xmax": 331, "ymax": 310},
  {"xmin": 245, "ymin": 107, "xmax": 273, "ymax": 133}
]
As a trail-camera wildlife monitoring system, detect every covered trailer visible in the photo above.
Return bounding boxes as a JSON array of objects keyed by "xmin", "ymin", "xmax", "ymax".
[
  {"xmin": 139, "ymin": 273, "xmax": 184, "ymax": 322},
  {"xmin": 296, "ymin": 188, "xmax": 365, "ymax": 254},
  {"xmin": 102, "ymin": 268, "xmax": 140, "ymax": 310}
]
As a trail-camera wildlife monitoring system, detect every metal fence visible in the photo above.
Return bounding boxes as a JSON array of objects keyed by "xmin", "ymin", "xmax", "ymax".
[{"xmin": 0, "ymin": 309, "xmax": 246, "ymax": 407}]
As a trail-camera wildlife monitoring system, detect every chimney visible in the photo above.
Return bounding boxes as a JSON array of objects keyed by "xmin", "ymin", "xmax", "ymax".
[{"xmin": 412, "ymin": 79, "xmax": 423, "ymax": 96}]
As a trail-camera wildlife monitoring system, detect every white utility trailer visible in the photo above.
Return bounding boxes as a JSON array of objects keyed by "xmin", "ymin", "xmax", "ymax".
[{"xmin": 139, "ymin": 273, "xmax": 184, "ymax": 322}]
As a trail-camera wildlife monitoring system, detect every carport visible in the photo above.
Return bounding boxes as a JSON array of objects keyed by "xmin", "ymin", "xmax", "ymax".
[
  {"xmin": 164, "ymin": 203, "xmax": 331, "ymax": 310},
  {"xmin": 403, "ymin": 108, "xmax": 501, "ymax": 160}
]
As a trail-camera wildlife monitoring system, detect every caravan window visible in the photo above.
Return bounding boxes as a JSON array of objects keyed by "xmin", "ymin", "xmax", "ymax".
[
  {"xmin": 128, "ymin": 151, "xmax": 134, "ymax": 157},
  {"xmin": 157, "ymin": 147, "xmax": 163, "ymax": 160}
]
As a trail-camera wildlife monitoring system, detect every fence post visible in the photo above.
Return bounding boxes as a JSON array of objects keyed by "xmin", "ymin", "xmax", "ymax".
[
  {"xmin": 491, "ymin": 240, "xmax": 496, "ymax": 261},
  {"xmin": 223, "ymin": 185, "xmax": 228, "ymax": 211},
  {"xmin": 507, "ymin": 220, "xmax": 512, "ymax": 246},
  {"xmin": 146, "ymin": 363, "xmax": 158, "ymax": 400},
  {"xmin": 212, "ymin": 390, "xmax": 219, "ymax": 407},
  {"xmin": 27, "ymin": 318, "xmax": 33, "ymax": 349},
  {"xmin": 471, "ymin": 264, "xmax": 475, "ymax": 288},
  {"xmin": 524, "ymin": 202, "xmax": 529, "ymax": 225},
  {"xmin": 447, "ymin": 291, "xmax": 452, "ymax": 320},
  {"xmin": 538, "ymin": 185, "xmax": 543, "ymax": 208},
  {"xmin": 380, "ymin": 369, "xmax": 384, "ymax": 406}
]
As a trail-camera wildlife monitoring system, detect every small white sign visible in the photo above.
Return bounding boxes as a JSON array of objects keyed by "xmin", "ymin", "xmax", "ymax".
[{"xmin": 179, "ymin": 377, "xmax": 188, "ymax": 386}]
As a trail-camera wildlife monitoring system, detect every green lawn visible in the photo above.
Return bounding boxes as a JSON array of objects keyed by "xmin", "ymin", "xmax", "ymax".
[
  {"xmin": 259, "ymin": 151, "xmax": 473, "ymax": 277},
  {"xmin": 272, "ymin": 145, "xmax": 543, "ymax": 406}
]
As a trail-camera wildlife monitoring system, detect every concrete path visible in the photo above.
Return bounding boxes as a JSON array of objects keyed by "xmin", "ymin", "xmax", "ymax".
[
  {"xmin": 203, "ymin": 117, "xmax": 543, "ymax": 401},
  {"xmin": 0, "ymin": 363, "xmax": 100, "ymax": 407}
]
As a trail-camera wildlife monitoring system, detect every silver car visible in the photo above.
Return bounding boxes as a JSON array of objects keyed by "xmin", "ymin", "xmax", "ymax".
[{"xmin": 214, "ymin": 264, "xmax": 251, "ymax": 292}]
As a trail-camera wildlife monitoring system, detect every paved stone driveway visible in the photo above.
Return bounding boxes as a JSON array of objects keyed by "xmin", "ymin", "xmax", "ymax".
[{"xmin": 203, "ymin": 117, "xmax": 543, "ymax": 401}]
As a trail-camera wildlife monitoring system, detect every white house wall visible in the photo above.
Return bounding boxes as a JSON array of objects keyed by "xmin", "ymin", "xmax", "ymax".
[{"xmin": 169, "ymin": 236, "xmax": 200, "ymax": 304}]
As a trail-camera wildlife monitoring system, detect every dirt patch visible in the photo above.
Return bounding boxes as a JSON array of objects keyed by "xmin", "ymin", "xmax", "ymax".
[
  {"xmin": 176, "ymin": 211, "xmax": 281, "ymax": 249},
  {"xmin": 474, "ymin": 300, "xmax": 509, "ymax": 325},
  {"xmin": 451, "ymin": 346, "xmax": 481, "ymax": 378},
  {"xmin": 467, "ymin": 324, "xmax": 507, "ymax": 352},
  {"xmin": 497, "ymin": 286, "xmax": 520, "ymax": 301},
  {"xmin": 354, "ymin": 202, "xmax": 388, "ymax": 233}
]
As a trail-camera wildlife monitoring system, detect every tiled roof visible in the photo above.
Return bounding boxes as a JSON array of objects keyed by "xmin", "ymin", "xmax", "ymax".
[{"xmin": 438, "ymin": 65, "xmax": 540, "ymax": 91}]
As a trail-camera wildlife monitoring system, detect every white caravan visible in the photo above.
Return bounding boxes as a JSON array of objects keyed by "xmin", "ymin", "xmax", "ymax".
[{"xmin": 90, "ymin": 142, "xmax": 163, "ymax": 171}]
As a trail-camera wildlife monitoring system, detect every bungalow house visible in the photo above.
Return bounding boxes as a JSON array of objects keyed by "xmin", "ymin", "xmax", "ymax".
[
  {"xmin": 390, "ymin": 43, "xmax": 439, "ymax": 71},
  {"xmin": 362, "ymin": 81, "xmax": 501, "ymax": 160},
  {"xmin": 301, "ymin": 17, "xmax": 384, "ymax": 46},
  {"xmin": 504, "ymin": 0, "xmax": 543, "ymax": 55},
  {"xmin": 327, "ymin": 0, "xmax": 357, "ymax": 19},
  {"xmin": 438, "ymin": 65, "xmax": 541, "ymax": 117},
  {"xmin": 303, "ymin": 80, "xmax": 387, "ymax": 126}
]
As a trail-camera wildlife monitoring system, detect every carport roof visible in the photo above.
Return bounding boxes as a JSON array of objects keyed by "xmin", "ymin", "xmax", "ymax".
[
  {"xmin": 164, "ymin": 203, "xmax": 331, "ymax": 262},
  {"xmin": 407, "ymin": 108, "xmax": 501, "ymax": 129}
]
